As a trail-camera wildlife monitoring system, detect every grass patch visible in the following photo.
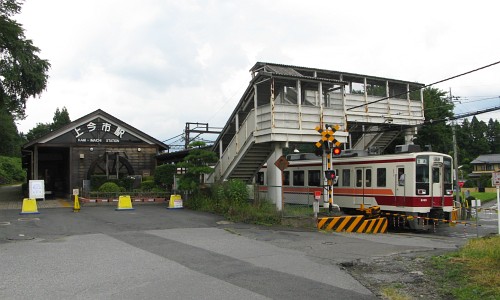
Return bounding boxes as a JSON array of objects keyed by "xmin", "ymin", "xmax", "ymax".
[
  {"xmin": 380, "ymin": 285, "xmax": 411, "ymax": 300},
  {"xmin": 431, "ymin": 236, "xmax": 500, "ymax": 299},
  {"xmin": 470, "ymin": 192, "xmax": 497, "ymax": 203},
  {"xmin": 283, "ymin": 204, "xmax": 314, "ymax": 217}
]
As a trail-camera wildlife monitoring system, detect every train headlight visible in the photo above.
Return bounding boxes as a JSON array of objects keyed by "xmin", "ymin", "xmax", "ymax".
[{"xmin": 417, "ymin": 189, "xmax": 427, "ymax": 195}]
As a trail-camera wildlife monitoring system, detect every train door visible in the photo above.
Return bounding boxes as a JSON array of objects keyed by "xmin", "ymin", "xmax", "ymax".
[
  {"xmin": 395, "ymin": 166, "xmax": 405, "ymax": 206},
  {"xmin": 355, "ymin": 167, "xmax": 372, "ymax": 206},
  {"xmin": 431, "ymin": 163, "xmax": 444, "ymax": 207}
]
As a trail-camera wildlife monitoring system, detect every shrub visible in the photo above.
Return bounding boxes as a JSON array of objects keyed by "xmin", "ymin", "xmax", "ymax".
[
  {"xmin": 119, "ymin": 176, "xmax": 136, "ymax": 191},
  {"xmin": 98, "ymin": 182, "xmax": 121, "ymax": 193},
  {"xmin": 0, "ymin": 156, "xmax": 26, "ymax": 184},
  {"xmin": 141, "ymin": 180, "xmax": 156, "ymax": 191},
  {"xmin": 154, "ymin": 164, "xmax": 176, "ymax": 190},
  {"xmin": 91, "ymin": 175, "xmax": 108, "ymax": 191}
]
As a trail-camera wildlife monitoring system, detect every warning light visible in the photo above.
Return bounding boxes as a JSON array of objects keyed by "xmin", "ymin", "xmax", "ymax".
[
  {"xmin": 333, "ymin": 147, "xmax": 342, "ymax": 155},
  {"xmin": 325, "ymin": 170, "xmax": 336, "ymax": 180}
]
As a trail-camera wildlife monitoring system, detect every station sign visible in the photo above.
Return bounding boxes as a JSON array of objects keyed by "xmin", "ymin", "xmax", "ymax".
[
  {"xmin": 72, "ymin": 119, "xmax": 127, "ymax": 144},
  {"xmin": 492, "ymin": 172, "xmax": 500, "ymax": 186}
]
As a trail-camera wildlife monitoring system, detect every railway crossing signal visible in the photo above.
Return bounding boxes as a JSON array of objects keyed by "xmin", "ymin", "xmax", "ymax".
[
  {"xmin": 315, "ymin": 124, "xmax": 342, "ymax": 155},
  {"xmin": 325, "ymin": 170, "xmax": 336, "ymax": 180},
  {"xmin": 315, "ymin": 123, "xmax": 344, "ymax": 212},
  {"xmin": 332, "ymin": 147, "xmax": 341, "ymax": 156}
]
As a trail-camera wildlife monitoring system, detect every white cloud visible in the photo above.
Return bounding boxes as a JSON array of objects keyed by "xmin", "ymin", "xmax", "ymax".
[{"xmin": 14, "ymin": 0, "xmax": 500, "ymax": 141}]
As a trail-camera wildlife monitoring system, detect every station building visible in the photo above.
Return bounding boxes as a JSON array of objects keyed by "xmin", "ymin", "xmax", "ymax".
[{"xmin": 21, "ymin": 109, "xmax": 169, "ymax": 198}]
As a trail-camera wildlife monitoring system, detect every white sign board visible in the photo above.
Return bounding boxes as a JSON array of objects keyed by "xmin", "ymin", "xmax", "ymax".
[
  {"xmin": 29, "ymin": 180, "xmax": 45, "ymax": 199},
  {"xmin": 492, "ymin": 172, "xmax": 500, "ymax": 186},
  {"xmin": 73, "ymin": 189, "xmax": 79, "ymax": 196}
]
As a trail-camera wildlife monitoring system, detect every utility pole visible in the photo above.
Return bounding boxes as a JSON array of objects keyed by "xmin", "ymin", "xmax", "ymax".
[{"xmin": 450, "ymin": 88, "xmax": 460, "ymax": 209}]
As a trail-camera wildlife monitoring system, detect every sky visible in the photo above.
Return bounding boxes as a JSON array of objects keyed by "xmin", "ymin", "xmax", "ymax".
[{"xmin": 14, "ymin": 0, "xmax": 500, "ymax": 146}]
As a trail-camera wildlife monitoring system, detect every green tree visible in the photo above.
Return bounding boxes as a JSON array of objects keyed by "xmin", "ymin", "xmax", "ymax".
[
  {"xmin": 154, "ymin": 163, "xmax": 176, "ymax": 191},
  {"xmin": 25, "ymin": 122, "xmax": 51, "ymax": 142},
  {"xmin": 24, "ymin": 107, "xmax": 71, "ymax": 142},
  {"xmin": 176, "ymin": 141, "xmax": 217, "ymax": 192},
  {"xmin": 51, "ymin": 106, "xmax": 71, "ymax": 130},
  {"xmin": 0, "ymin": 107, "xmax": 23, "ymax": 156},
  {"xmin": 0, "ymin": 0, "xmax": 50, "ymax": 119},
  {"xmin": 486, "ymin": 118, "xmax": 500, "ymax": 153},
  {"xmin": 414, "ymin": 88, "xmax": 454, "ymax": 154},
  {"xmin": 469, "ymin": 116, "xmax": 490, "ymax": 157}
]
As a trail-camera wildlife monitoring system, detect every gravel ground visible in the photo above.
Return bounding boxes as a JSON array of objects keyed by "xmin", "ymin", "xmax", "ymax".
[{"xmin": 342, "ymin": 250, "xmax": 455, "ymax": 299}]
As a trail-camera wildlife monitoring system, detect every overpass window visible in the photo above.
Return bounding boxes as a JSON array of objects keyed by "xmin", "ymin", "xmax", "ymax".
[
  {"xmin": 293, "ymin": 170, "xmax": 305, "ymax": 186},
  {"xmin": 308, "ymin": 170, "xmax": 321, "ymax": 186}
]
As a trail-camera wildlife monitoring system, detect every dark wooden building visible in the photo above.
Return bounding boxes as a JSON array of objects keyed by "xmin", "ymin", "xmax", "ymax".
[{"xmin": 22, "ymin": 109, "xmax": 169, "ymax": 198}]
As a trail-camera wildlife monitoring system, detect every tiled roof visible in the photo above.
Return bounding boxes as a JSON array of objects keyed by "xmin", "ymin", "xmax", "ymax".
[{"xmin": 470, "ymin": 154, "xmax": 500, "ymax": 164}]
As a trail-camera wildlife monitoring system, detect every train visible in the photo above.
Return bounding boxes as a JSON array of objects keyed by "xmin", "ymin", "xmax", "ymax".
[{"xmin": 256, "ymin": 148, "xmax": 455, "ymax": 229}]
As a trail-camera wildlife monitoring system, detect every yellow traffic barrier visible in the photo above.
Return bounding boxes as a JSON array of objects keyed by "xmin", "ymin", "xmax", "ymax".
[
  {"xmin": 168, "ymin": 194, "xmax": 183, "ymax": 209},
  {"xmin": 20, "ymin": 198, "xmax": 40, "ymax": 215},
  {"xmin": 115, "ymin": 195, "xmax": 134, "ymax": 211},
  {"xmin": 73, "ymin": 195, "xmax": 80, "ymax": 212},
  {"xmin": 317, "ymin": 215, "xmax": 387, "ymax": 234}
]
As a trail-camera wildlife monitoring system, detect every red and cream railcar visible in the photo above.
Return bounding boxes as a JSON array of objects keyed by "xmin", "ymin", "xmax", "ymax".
[{"xmin": 257, "ymin": 151, "xmax": 454, "ymax": 229}]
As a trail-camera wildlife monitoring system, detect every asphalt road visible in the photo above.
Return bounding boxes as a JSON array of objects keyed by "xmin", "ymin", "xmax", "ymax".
[{"xmin": 0, "ymin": 185, "xmax": 497, "ymax": 299}]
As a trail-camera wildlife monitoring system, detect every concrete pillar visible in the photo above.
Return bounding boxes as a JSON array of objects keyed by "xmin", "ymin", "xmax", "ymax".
[{"xmin": 267, "ymin": 143, "xmax": 284, "ymax": 211}]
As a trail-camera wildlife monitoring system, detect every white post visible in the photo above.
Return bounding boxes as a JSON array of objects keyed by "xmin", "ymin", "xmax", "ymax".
[{"xmin": 497, "ymin": 186, "xmax": 500, "ymax": 235}]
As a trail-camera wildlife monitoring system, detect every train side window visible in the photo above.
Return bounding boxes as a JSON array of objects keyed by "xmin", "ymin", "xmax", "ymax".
[
  {"xmin": 333, "ymin": 169, "xmax": 339, "ymax": 186},
  {"xmin": 356, "ymin": 169, "xmax": 362, "ymax": 187},
  {"xmin": 293, "ymin": 170, "xmax": 305, "ymax": 186},
  {"xmin": 366, "ymin": 169, "xmax": 372, "ymax": 187},
  {"xmin": 342, "ymin": 169, "xmax": 351, "ymax": 186},
  {"xmin": 283, "ymin": 171, "xmax": 290, "ymax": 186},
  {"xmin": 257, "ymin": 172, "xmax": 265, "ymax": 185},
  {"xmin": 398, "ymin": 168, "xmax": 405, "ymax": 186},
  {"xmin": 308, "ymin": 170, "xmax": 321, "ymax": 187},
  {"xmin": 377, "ymin": 168, "xmax": 386, "ymax": 187}
]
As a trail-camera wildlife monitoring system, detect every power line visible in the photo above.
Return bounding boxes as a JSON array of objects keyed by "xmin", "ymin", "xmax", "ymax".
[{"xmin": 347, "ymin": 60, "xmax": 500, "ymax": 111}]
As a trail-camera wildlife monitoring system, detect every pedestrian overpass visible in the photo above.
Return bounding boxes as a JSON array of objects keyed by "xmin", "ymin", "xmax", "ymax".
[{"xmin": 207, "ymin": 62, "xmax": 425, "ymax": 209}]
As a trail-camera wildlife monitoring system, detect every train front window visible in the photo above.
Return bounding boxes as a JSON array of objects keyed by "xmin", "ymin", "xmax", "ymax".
[
  {"xmin": 308, "ymin": 170, "xmax": 321, "ymax": 186},
  {"xmin": 293, "ymin": 170, "xmax": 305, "ymax": 186},
  {"xmin": 416, "ymin": 155, "xmax": 429, "ymax": 183},
  {"xmin": 432, "ymin": 168, "xmax": 440, "ymax": 183}
]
